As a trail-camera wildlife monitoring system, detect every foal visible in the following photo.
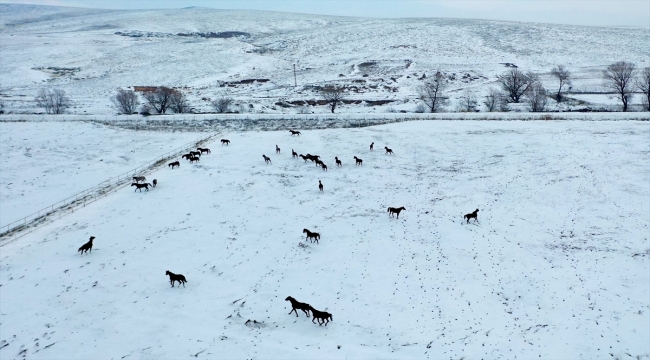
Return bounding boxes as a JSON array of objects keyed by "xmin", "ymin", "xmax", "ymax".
[
  {"xmin": 354, "ymin": 156, "xmax": 363, "ymax": 165},
  {"xmin": 388, "ymin": 206, "xmax": 406, "ymax": 219},
  {"xmin": 165, "ymin": 270, "xmax": 187, "ymax": 287},
  {"xmin": 168, "ymin": 161, "xmax": 180, "ymax": 169},
  {"xmin": 309, "ymin": 306, "xmax": 333, "ymax": 326},
  {"xmin": 464, "ymin": 209, "xmax": 479, "ymax": 224},
  {"xmin": 263, "ymin": 155, "xmax": 272, "ymax": 164},
  {"xmin": 276, "ymin": 145, "xmax": 281, "ymax": 154},
  {"xmin": 78, "ymin": 236, "xmax": 95, "ymax": 255},
  {"xmin": 335, "ymin": 157, "xmax": 342, "ymax": 167},
  {"xmin": 318, "ymin": 180, "xmax": 323, "ymax": 192},
  {"xmin": 303, "ymin": 228, "xmax": 321, "ymax": 244},
  {"xmin": 285, "ymin": 296, "xmax": 311, "ymax": 317},
  {"xmin": 385, "ymin": 147, "xmax": 394, "ymax": 155}
]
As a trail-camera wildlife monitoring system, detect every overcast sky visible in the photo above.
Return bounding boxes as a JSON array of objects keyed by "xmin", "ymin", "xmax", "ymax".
[{"xmin": 3, "ymin": 0, "xmax": 649, "ymax": 28}]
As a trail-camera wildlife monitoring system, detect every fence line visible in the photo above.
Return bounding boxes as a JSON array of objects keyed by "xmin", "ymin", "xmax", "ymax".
[{"xmin": 0, "ymin": 133, "xmax": 217, "ymax": 245}]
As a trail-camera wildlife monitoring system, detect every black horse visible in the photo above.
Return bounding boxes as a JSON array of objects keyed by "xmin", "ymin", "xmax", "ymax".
[
  {"xmin": 303, "ymin": 228, "xmax": 320, "ymax": 244},
  {"xmin": 165, "ymin": 270, "xmax": 187, "ymax": 287},
  {"xmin": 285, "ymin": 296, "xmax": 311, "ymax": 317},
  {"xmin": 131, "ymin": 183, "xmax": 152, "ymax": 192},
  {"xmin": 168, "ymin": 161, "xmax": 180, "ymax": 169}
]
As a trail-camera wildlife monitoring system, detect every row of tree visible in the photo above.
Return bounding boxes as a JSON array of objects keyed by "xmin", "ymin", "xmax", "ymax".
[{"xmin": 29, "ymin": 61, "xmax": 650, "ymax": 114}]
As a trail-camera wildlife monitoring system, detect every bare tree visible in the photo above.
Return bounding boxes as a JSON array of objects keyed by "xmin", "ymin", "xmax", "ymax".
[
  {"xmin": 142, "ymin": 87, "xmax": 175, "ymax": 114},
  {"xmin": 35, "ymin": 88, "xmax": 70, "ymax": 114},
  {"xmin": 525, "ymin": 82, "xmax": 549, "ymax": 112},
  {"xmin": 169, "ymin": 90, "xmax": 191, "ymax": 113},
  {"xmin": 320, "ymin": 85, "xmax": 346, "ymax": 113},
  {"xmin": 483, "ymin": 88, "xmax": 500, "ymax": 112},
  {"xmin": 550, "ymin": 65, "xmax": 571, "ymax": 102},
  {"xmin": 636, "ymin": 66, "xmax": 650, "ymax": 111},
  {"xmin": 603, "ymin": 61, "xmax": 636, "ymax": 112},
  {"xmin": 497, "ymin": 69, "xmax": 537, "ymax": 103},
  {"xmin": 417, "ymin": 73, "xmax": 448, "ymax": 113},
  {"xmin": 211, "ymin": 97, "xmax": 233, "ymax": 113},
  {"xmin": 457, "ymin": 89, "xmax": 477, "ymax": 112},
  {"xmin": 111, "ymin": 89, "xmax": 139, "ymax": 114}
]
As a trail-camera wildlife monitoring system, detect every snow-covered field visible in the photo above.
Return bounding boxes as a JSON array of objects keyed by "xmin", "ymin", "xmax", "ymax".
[
  {"xmin": 0, "ymin": 121, "xmax": 202, "ymax": 227},
  {"xmin": 1, "ymin": 4, "xmax": 648, "ymax": 114},
  {"xmin": 1, "ymin": 120, "xmax": 648, "ymax": 359}
]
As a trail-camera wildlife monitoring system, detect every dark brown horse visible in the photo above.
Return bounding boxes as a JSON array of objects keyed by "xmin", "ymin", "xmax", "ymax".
[
  {"xmin": 152, "ymin": 179, "xmax": 157, "ymax": 188},
  {"xmin": 292, "ymin": 149, "xmax": 298, "ymax": 158},
  {"xmin": 385, "ymin": 146, "xmax": 394, "ymax": 155},
  {"xmin": 318, "ymin": 180, "xmax": 323, "ymax": 192},
  {"xmin": 182, "ymin": 153, "xmax": 193, "ymax": 160},
  {"xmin": 370, "ymin": 142, "xmax": 374, "ymax": 151},
  {"xmin": 221, "ymin": 139, "xmax": 230, "ymax": 145},
  {"xmin": 289, "ymin": 130, "xmax": 301, "ymax": 136},
  {"xmin": 335, "ymin": 157, "xmax": 342, "ymax": 167},
  {"xmin": 285, "ymin": 296, "xmax": 311, "ymax": 317},
  {"xmin": 197, "ymin": 147, "xmax": 211, "ymax": 154},
  {"xmin": 132, "ymin": 176, "xmax": 146, "ymax": 183},
  {"xmin": 190, "ymin": 151, "xmax": 201, "ymax": 158},
  {"xmin": 168, "ymin": 161, "xmax": 180, "ymax": 169},
  {"xmin": 263, "ymin": 155, "xmax": 272, "ymax": 164},
  {"xmin": 354, "ymin": 156, "xmax": 363, "ymax": 165},
  {"xmin": 320, "ymin": 163, "xmax": 327, "ymax": 171},
  {"xmin": 78, "ymin": 236, "xmax": 95, "ymax": 255},
  {"xmin": 276, "ymin": 145, "xmax": 281, "ymax": 154},
  {"xmin": 388, "ymin": 206, "xmax": 406, "ymax": 219},
  {"xmin": 464, "ymin": 209, "xmax": 479, "ymax": 224},
  {"xmin": 303, "ymin": 228, "xmax": 320, "ymax": 244},
  {"xmin": 165, "ymin": 270, "xmax": 187, "ymax": 287},
  {"xmin": 131, "ymin": 183, "xmax": 152, "ymax": 192},
  {"xmin": 189, "ymin": 156, "xmax": 199, "ymax": 163},
  {"xmin": 309, "ymin": 306, "xmax": 333, "ymax": 326}
]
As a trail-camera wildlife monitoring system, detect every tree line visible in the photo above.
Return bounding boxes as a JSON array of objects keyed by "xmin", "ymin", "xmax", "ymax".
[{"xmin": 23, "ymin": 61, "xmax": 650, "ymax": 115}]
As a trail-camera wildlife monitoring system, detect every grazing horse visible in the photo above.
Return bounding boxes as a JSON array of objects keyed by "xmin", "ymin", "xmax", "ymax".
[
  {"xmin": 321, "ymin": 163, "xmax": 328, "ymax": 171},
  {"xmin": 168, "ymin": 161, "xmax": 180, "ymax": 169},
  {"xmin": 388, "ymin": 206, "xmax": 406, "ymax": 219},
  {"xmin": 132, "ymin": 176, "xmax": 146, "ymax": 183},
  {"xmin": 289, "ymin": 130, "xmax": 301, "ymax": 136},
  {"xmin": 385, "ymin": 146, "xmax": 394, "ymax": 155},
  {"xmin": 152, "ymin": 179, "xmax": 157, "ymax": 188},
  {"xmin": 370, "ymin": 142, "xmax": 374, "ymax": 151},
  {"xmin": 306, "ymin": 154, "xmax": 320, "ymax": 163},
  {"xmin": 197, "ymin": 147, "xmax": 211, "ymax": 154},
  {"xmin": 292, "ymin": 149, "xmax": 298, "ymax": 158},
  {"xmin": 318, "ymin": 180, "xmax": 323, "ymax": 193},
  {"xmin": 165, "ymin": 270, "xmax": 187, "ymax": 288},
  {"xmin": 464, "ymin": 209, "xmax": 479, "ymax": 224},
  {"xmin": 335, "ymin": 157, "xmax": 342, "ymax": 167},
  {"xmin": 190, "ymin": 151, "xmax": 201, "ymax": 158},
  {"xmin": 309, "ymin": 306, "xmax": 333, "ymax": 326},
  {"xmin": 182, "ymin": 153, "xmax": 193, "ymax": 160},
  {"xmin": 276, "ymin": 145, "xmax": 281, "ymax": 154},
  {"xmin": 78, "ymin": 236, "xmax": 95, "ymax": 255},
  {"xmin": 303, "ymin": 228, "xmax": 320, "ymax": 244},
  {"xmin": 189, "ymin": 156, "xmax": 199, "ymax": 163},
  {"xmin": 263, "ymin": 155, "xmax": 272, "ymax": 164},
  {"xmin": 221, "ymin": 139, "xmax": 230, "ymax": 145},
  {"xmin": 131, "ymin": 183, "xmax": 151, "ymax": 192},
  {"xmin": 354, "ymin": 156, "xmax": 363, "ymax": 165},
  {"xmin": 285, "ymin": 296, "xmax": 311, "ymax": 317}
]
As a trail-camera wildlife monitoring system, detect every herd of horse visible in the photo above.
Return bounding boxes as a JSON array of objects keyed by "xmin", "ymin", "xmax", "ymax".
[{"xmin": 78, "ymin": 129, "xmax": 481, "ymax": 330}]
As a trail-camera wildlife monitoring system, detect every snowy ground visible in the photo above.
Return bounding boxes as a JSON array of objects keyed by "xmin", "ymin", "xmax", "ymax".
[
  {"xmin": 1, "ymin": 120, "xmax": 648, "ymax": 359},
  {"xmin": 0, "ymin": 122, "xmax": 202, "ymax": 227},
  {"xmin": 1, "ymin": 4, "xmax": 649, "ymax": 115}
]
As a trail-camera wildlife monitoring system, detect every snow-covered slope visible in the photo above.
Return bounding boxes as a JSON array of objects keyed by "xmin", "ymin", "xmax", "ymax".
[
  {"xmin": 1, "ymin": 4, "xmax": 648, "ymax": 114},
  {"xmin": 1, "ymin": 121, "xmax": 648, "ymax": 359}
]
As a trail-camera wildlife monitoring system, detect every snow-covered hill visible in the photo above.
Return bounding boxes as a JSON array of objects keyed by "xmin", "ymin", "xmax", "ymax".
[
  {"xmin": 1, "ymin": 120, "xmax": 648, "ymax": 359},
  {"xmin": 1, "ymin": 4, "xmax": 648, "ymax": 114}
]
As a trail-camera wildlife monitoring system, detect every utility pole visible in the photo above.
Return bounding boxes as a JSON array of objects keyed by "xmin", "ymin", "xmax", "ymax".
[{"xmin": 293, "ymin": 64, "xmax": 297, "ymax": 87}]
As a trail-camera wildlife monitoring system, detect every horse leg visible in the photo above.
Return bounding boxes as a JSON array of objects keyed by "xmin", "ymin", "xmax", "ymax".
[{"xmin": 302, "ymin": 309, "xmax": 310, "ymax": 317}]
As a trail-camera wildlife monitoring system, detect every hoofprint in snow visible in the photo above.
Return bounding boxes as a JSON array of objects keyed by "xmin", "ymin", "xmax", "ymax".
[
  {"xmin": 1, "ymin": 4, "xmax": 649, "ymax": 114},
  {"xmin": 1, "ymin": 120, "xmax": 648, "ymax": 359}
]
